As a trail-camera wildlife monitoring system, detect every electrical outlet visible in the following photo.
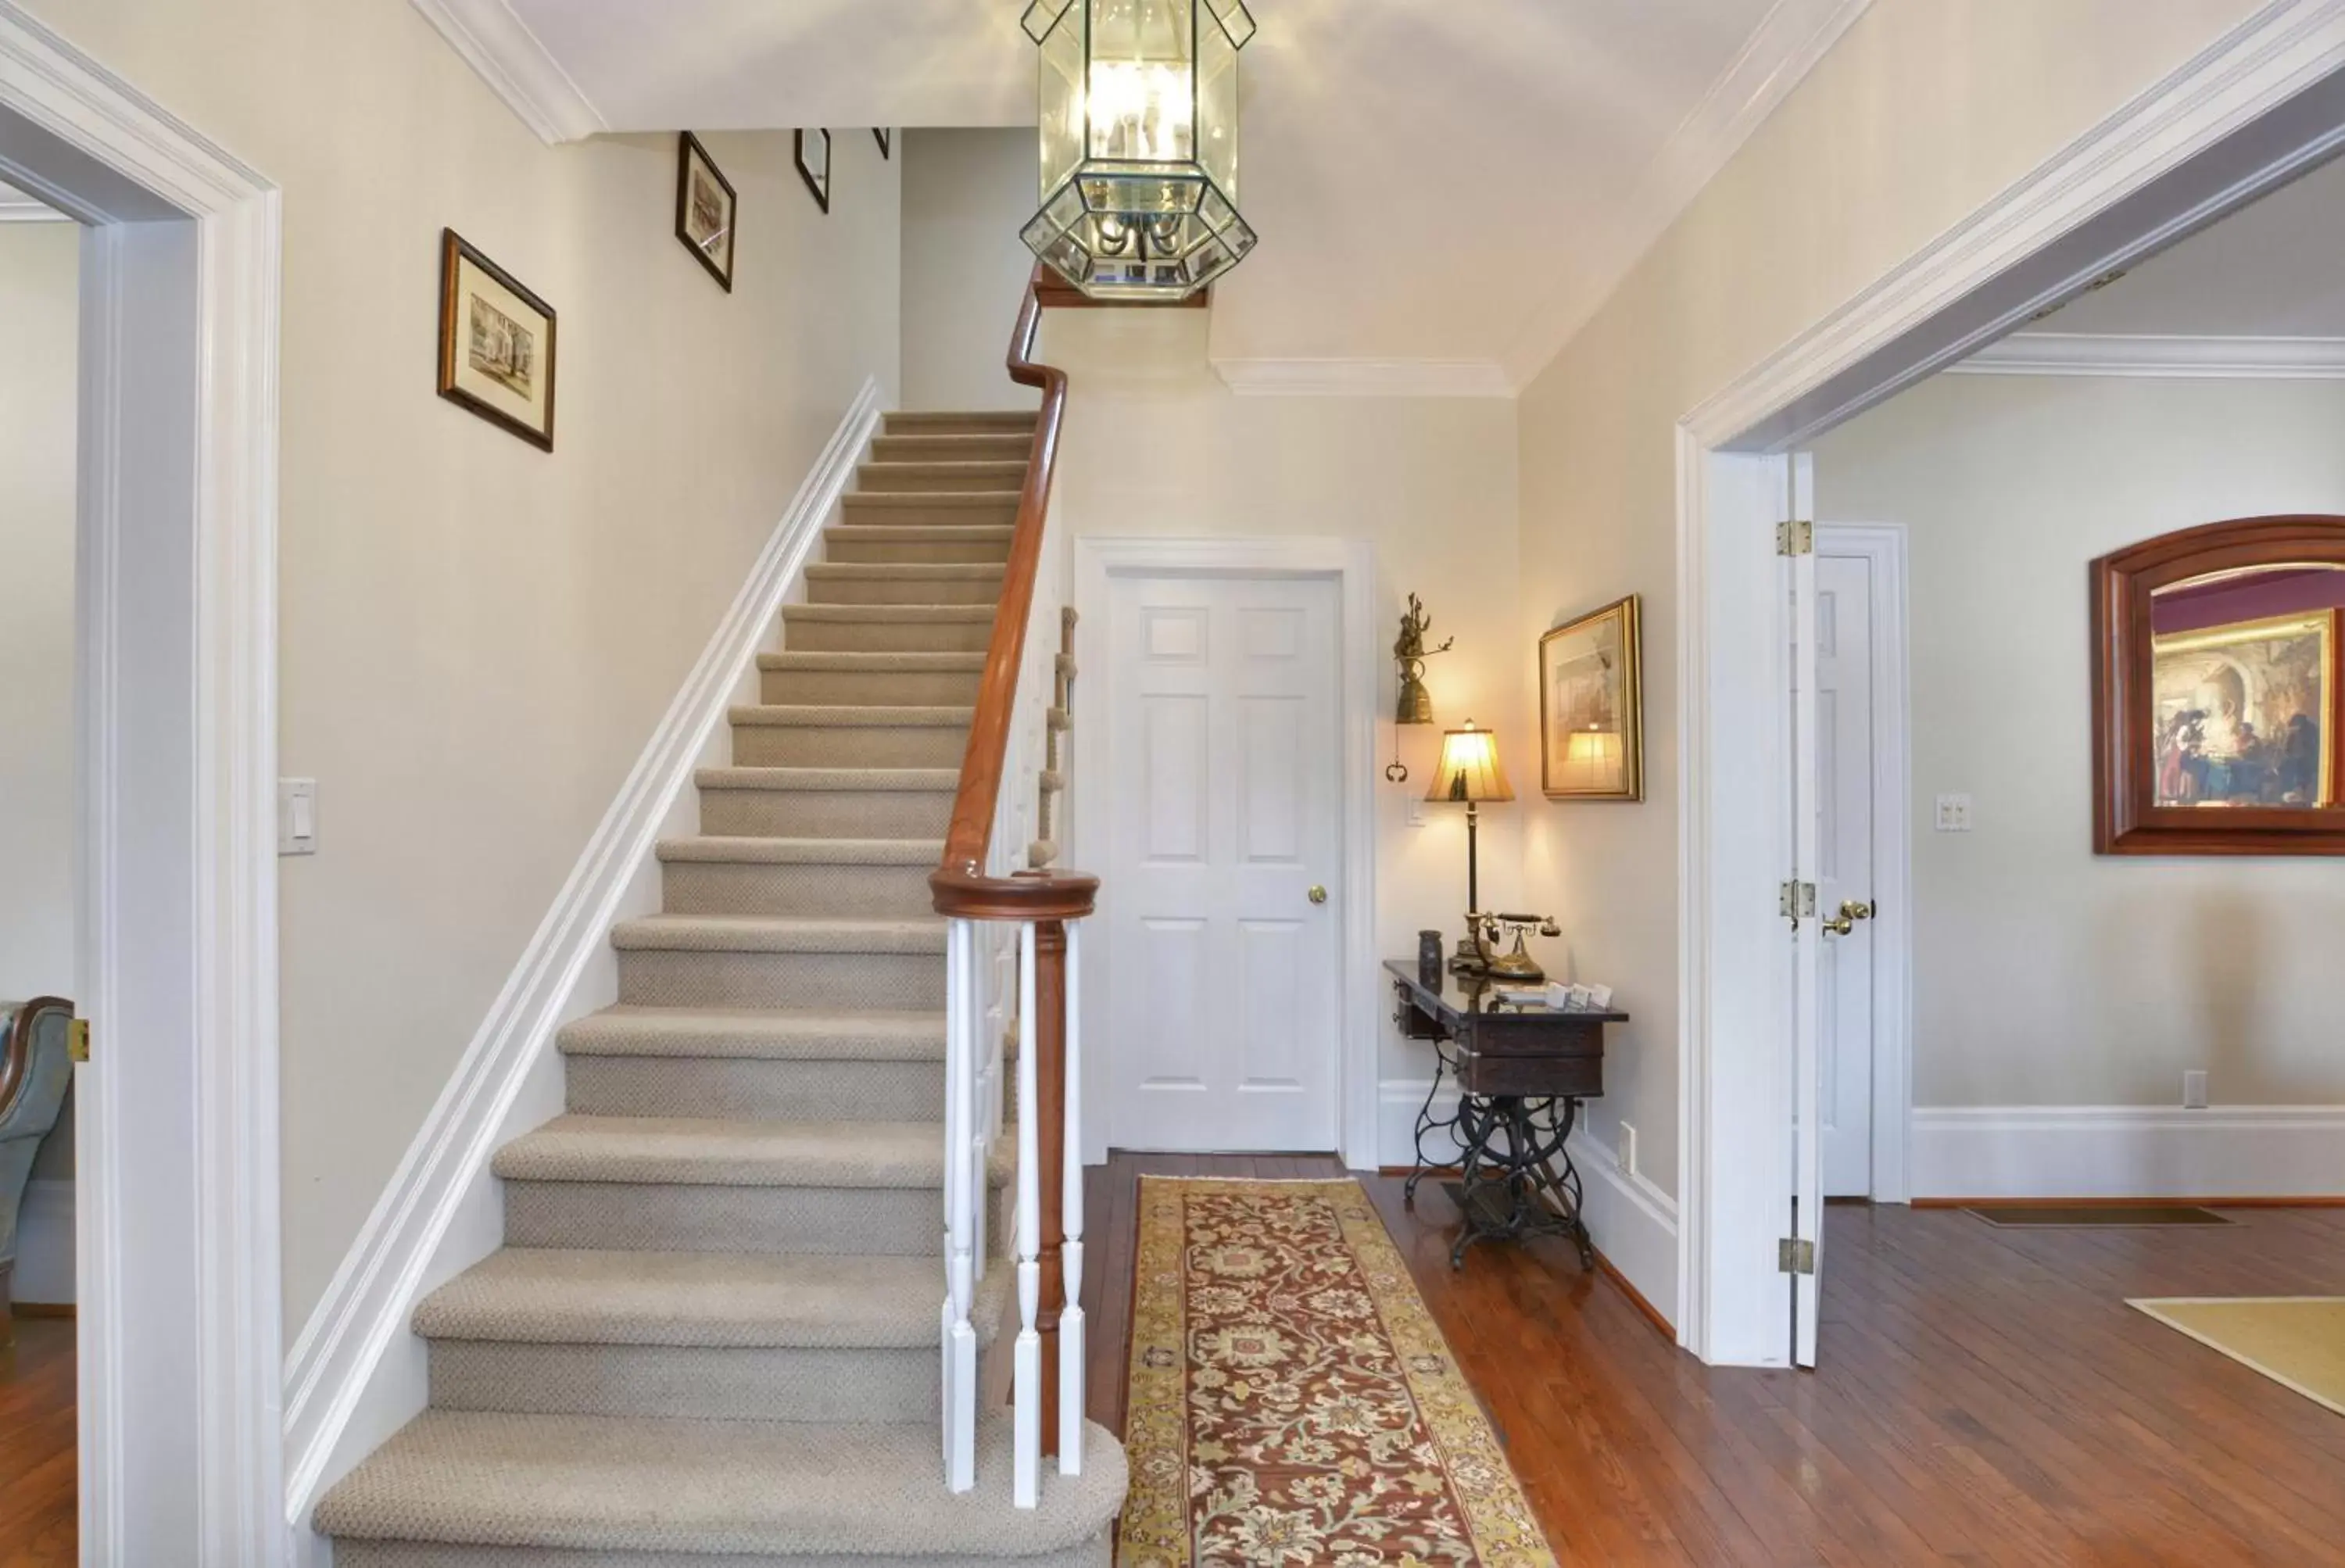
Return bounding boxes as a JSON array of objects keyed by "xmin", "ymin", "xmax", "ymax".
[
  {"xmin": 2183, "ymin": 1069, "xmax": 2208, "ymax": 1109},
  {"xmin": 1617, "ymin": 1122, "xmax": 1638, "ymax": 1178},
  {"xmin": 1934, "ymin": 793, "xmax": 1974, "ymax": 832},
  {"xmin": 278, "ymin": 779, "xmax": 318, "ymax": 856}
]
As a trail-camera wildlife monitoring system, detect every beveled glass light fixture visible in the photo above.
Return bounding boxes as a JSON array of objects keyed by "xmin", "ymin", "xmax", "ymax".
[{"xmin": 1019, "ymin": 0, "xmax": 1258, "ymax": 301}]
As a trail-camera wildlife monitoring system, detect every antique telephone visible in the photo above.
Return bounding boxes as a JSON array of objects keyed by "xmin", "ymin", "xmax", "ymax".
[{"xmin": 1456, "ymin": 911, "xmax": 1561, "ymax": 984}]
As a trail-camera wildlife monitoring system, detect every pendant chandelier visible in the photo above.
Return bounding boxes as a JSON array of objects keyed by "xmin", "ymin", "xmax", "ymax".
[{"xmin": 1020, "ymin": 0, "xmax": 1258, "ymax": 302}]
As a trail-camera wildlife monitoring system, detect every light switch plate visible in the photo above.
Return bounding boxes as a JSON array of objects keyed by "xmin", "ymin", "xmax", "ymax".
[
  {"xmin": 278, "ymin": 778, "xmax": 318, "ymax": 855},
  {"xmin": 1406, "ymin": 796, "xmax": 1427, "ymax": 828},
  {"xmin": 1617, "ymin": 1122, "xmax": 1638, "ymax": 1177},
  {"xmin": 2183, "ymin": 1069, "xmax": 2208, "ymax": 1110},
  {"xmin": 1934, "ymin": 793, "xmax": 1974, "ymax": 832}
]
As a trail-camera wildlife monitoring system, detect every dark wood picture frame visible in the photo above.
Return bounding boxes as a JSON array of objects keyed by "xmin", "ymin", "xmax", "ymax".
[
  {"xmin": 795, "ymin": 129, "xmax": 831, "ymax": 214},
  {"xmin": 873, "ymin": 127, "xmax": 891, "ymax": 159},
  {"xmin": 674, "ymin": 131, "xmax": 737, "ymax": 292},
  {"xmin": 2091, "ymin": 514, "xmax": 2345, "ymax": 855},
  {"xmin": 436, "ymin": 228, "xmax": 557, "ymax": 452}
]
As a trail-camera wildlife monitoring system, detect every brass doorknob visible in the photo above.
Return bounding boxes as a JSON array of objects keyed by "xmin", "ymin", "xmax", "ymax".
[
  {"xmin": 1822, "ymin": 914, "xmax": 1856, "ymax": 937},
  {"xmin": 1821, "ymin": 899, "xmax": 1874, "ymax": 937},
  {"xmin": 1308, "ymin": 885, "xmax": 1327, "ymax": 904}
]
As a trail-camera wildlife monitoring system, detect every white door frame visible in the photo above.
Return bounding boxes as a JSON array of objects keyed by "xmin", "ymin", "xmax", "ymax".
[
  {"xmin": 0, "ymin": 5, "xmax": 285, "ymax": 1561},
  {"xmin": 1677, "ymin": 2, "xmax": 2345, "ymax": 1366},
  {"xmin": 1070, "ymin": 536, "xmax": 1380, "ymax": 1170},
  {"xmin": 1812, "ymin": 523, "xmax": 1912, "ymax": 1205}
]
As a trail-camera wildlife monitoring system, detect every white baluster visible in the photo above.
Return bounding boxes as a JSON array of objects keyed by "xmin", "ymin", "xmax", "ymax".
[
  {"xmin": 941, "ymin": 918, "xmax": 978, "ymax": 1494},
  {"xmin": 1059, "ymin": 918, "xmax": 1086, "ymax": 1475},
  {"xmin": 1012, "ymin": 920, "xmax": 1043, "ymax": 1509}
]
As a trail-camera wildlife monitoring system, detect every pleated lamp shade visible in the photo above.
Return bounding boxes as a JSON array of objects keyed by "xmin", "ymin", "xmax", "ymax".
[{"xmin": 1428, "ymin": 721, "xmax": 1514, "ymax": 804}]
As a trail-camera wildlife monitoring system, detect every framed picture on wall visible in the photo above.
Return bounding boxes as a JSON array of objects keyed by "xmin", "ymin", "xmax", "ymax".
[
  {"xmin": 796, "ymin": 129, "xmax": 831, "ymax": 214},
  {"xmin": 674, "ymin": 131, "xmax": 738, "ymax": 291},
  {"xmin": 1539, "ymin": 595, "xmax": 1644, "ymax": 801},
  {"xmin": 436, "ymin": 228, "xmax": 557, "ymax": 452}
]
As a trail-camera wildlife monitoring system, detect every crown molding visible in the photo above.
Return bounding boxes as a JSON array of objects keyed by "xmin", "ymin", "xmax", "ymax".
[
  {"xmin": 1213, "ymin": 356, "xmax": 1515, "ymax": 399},
  {"xmin": 408, "ymin": 0, "xmax": 604, "ymax": 145},
  {"xmin": 1947, "ymin": 331, "xmax": 2345, "ymax": 378},
  {"xmin": 1502, "ymin": 0, "xmax": 1874, "ymax": 390}
]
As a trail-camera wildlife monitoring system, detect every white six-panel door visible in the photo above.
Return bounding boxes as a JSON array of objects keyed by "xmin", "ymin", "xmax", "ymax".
[
  {"xmin": 1815, "ymin": 551, "xmax": 1878, "ymax": 1197},
  {"xmin": 1101, "ymin": 571, "xmax": 1343, "ymax": 1151}
]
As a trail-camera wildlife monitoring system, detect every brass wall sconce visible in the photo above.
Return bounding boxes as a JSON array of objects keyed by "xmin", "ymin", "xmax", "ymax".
[{"xmin": 1387, "ymin": 593, "xmax": 1453, "ymax": 782}]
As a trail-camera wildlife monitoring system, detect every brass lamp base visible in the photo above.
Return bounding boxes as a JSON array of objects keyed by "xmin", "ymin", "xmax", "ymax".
[{"xmin": 1448, "ymin": 932, "xmax": 1487, "ymax": 976}]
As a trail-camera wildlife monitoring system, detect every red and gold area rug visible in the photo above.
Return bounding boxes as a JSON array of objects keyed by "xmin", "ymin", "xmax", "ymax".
[{"xmin": 1120, "ymin": 1177, "xmax": 1556, "ymax": 1567}]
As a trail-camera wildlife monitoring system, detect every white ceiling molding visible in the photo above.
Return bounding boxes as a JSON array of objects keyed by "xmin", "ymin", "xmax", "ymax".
[
  {"xmin": 1949, "ymin": 331, "xmax": 2345, "ymax": 378},
  {"xmin": 1499, "ymin": 0, "xmax": 1875, "ymax": 389},
  {"xmin": 409, "ymin": 0, "xmax": 605, "ymax": 145},
  {"xmin": 1214, "ymin": 358, "xmax": 1516, "ymax": 399}
]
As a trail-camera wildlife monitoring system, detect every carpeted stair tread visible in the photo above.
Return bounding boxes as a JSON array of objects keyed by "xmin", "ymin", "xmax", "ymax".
[
  {"xmin": 415, "ymin": 1249, "xmax": 1001, "ymax": 1349},
  {"xmin": 610, "ymin": 915, "xmax": 945, "ymax": 954},
  {"xmin": 729, "ymin": 705, "xmax": 975, "ymax": 729},
  {"xmin": 754, "ymin": 651, "xmax": 986, "ymax": 672},
  {"xmin": 656, "ymin": 836, "xmax": 943, "ymax": 865},
  {"xmin": 825, "ymin": 523, "xmax": 1018, "ymax": 542},
  {"xmin": 492, "ymin": 1115, "xmax": 994, "ymax": 1189},
  {"xmin": 805, "ymin": 562, "xmax": 1006, "ymax": 578},
  {"xmin": 557, "ymin": 1005, "xmax": 947, "ymax": 1061},
  {"xmin": 781, "ymin": 603, "xmax": 997, "ymax": 623},
  {"xmin": 314, "ymin": 1409, "xmax": 1127, "ymax": 1557},
  {"xmin": 696, "ymin": 765, "xmax": 960, "ymax": 789}
]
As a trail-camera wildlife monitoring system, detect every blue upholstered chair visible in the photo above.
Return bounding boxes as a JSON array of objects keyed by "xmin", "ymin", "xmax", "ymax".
[{"xmin": 0, "ymin": 997, "xmax": 75, "ymax": 1337}]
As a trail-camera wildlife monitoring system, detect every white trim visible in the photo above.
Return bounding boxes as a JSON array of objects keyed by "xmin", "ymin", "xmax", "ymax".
[
  {"xmin": 278, "ymin": 381, "xmax": 883, "ymax": 1541},
  {"xmin": 1376, "ymin": 1078, "xmax": 1679, "ymax": 1322},
  {"xmin": 1949, "ymin": 331, "xmax": 2345, "ymax": 378},
  {"xmin": 0, "ymin": 180, "xmax": 63, "ymax": 220},
  {"xmin": 1811, "ymin": 523, "xmax": 1911, "ymax": 1205},
  {"xmin": 1500, "ymin": 0, "xmax": 1874, "ymax": 388},
  {"xmin": 1678, "ymin": 0, "xmax": 2345, "ymax": 1366},
  {"xmin": 13, "ymin": 1177, "xmax": 75, "ymax": 1304},
  {"xmin": 0, "ymin": 3, "xmax": 285, "ymax": 1558},
  {"xmin": 406, "ymin": 0, "xmax": 604, "ymax": 145},
  {"xmin": 1914, "ymin": 1105, "xmax": 2345, "ymax": 1200},
  {"xmin": 1213, "ymin": 358, "xmax": 1515, "ymax": 399},
  {"xmin": 1070, "ymin": 536, "xmax": 1380, "ymax": 1171}
]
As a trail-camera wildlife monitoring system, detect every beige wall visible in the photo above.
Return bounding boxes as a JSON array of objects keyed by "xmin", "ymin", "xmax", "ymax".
[
  {"xmin": 1516, "ymin": 0, "xmax": 2263, "ymax": 1198},
  {"xmin": 901, "ymin": 129, "xmax": 1042, "ymax": 413},
  {"xmin": 0, "ymin": 219, "xmax": 78, "ymax": 1181},
  {"xmin": 1040, "ymin": 310, "xmax": 1523, "ymax": 1083},
  {"xmin": 1812, "ymin": 371, "xmax": 2345, "ymax": 1108},
  {"xmin": 21, "ymin": 0, "xmax": 901, "ymax": 1330}
]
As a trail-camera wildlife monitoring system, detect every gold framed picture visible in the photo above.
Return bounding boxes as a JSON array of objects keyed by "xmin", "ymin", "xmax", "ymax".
[
  {"xmin": 436, "ymin": 229, "xmax": 556, "ymax": 451},
  {"xmin": 1540, "ymin": 594, "xmax": 1644, "ymax": 801},
  {"xmin": 675, "ymin": 131, "xmax": 737, "ymax": 292}
]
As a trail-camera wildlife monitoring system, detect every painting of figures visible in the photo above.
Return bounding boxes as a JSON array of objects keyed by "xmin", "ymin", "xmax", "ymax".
[{"xmin": 2151, "ymin": 610, "xmax": 2332, "ymax": 807}]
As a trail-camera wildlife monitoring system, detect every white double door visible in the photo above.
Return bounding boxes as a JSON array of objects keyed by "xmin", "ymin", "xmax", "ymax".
[{"xmin": 1100, "ymin": 571, "xmax": 1344, "ymax": 1152}]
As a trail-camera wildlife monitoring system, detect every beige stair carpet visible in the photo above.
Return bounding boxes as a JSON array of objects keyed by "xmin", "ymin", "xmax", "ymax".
[{"xmin": 319, "ymin": 410, "xmax": 1125, "ymax": 1566}]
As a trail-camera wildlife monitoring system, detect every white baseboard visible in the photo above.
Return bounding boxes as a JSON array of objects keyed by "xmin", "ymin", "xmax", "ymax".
[
  {"xmin": 13, "ymin": 1177, "xmax": 73, "ymax": 1303},
  {"xmin": 277, "ymin": 378, "xmax": 884, "ymax": 1541},
  {"xmin": 1377, "ymin": 1078, "xmax": 1678, "ymax": 1330},
  {"xmin": 1912, "ymin": 1104, "xmax": 2345, "ymax": 1201}
]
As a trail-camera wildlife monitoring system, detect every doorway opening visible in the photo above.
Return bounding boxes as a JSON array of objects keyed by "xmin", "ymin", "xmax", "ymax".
[{"xmin": 0, "ymin": 11, "xmax": 283, "ymax": 1561}]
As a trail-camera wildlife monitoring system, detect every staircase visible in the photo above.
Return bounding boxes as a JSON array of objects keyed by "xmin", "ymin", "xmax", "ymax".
[{"xmin": 315, "ymin": 410, "xmax": 1126, "ymax": 1567}]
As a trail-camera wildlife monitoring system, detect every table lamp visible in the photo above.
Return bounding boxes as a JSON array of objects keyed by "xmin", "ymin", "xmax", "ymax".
[{"xmin": 1427, "ymin": 719, "xmax": 1513, "ymax": 974}]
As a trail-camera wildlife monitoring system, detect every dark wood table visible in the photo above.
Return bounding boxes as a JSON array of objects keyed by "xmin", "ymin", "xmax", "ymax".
[{"xmin": 1386, "ymin": 959, "xmax": 1627, "ymax": 1269}]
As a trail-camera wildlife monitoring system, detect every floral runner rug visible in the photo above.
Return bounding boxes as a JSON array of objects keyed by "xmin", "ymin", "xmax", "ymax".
[{"xmin": 1119, "ymin": 1176, "xmax": 1556, "ymax": 1566}]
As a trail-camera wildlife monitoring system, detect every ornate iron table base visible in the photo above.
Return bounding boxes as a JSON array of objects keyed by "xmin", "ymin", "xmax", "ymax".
[{"xmin": 1441, "ymin": 1094, "xmax": 1593, "ymax": 1272}]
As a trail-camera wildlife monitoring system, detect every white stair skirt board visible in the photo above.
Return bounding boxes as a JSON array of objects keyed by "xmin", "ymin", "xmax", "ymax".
[
  {"xmin": 1911, "ymin": 1106, "xmax": 2345, "ymax": 1201},
  {"xmin": 12, "ymin": 1178, "xmax": 73, "ymax": 1303},
  {"xmin": 279, "ymin": 379, "xmax": 885, "ymax": 1542},
  {"xmin": 1377, "ymin": 1079, "xmax": 1679, "ymax": 1336}
]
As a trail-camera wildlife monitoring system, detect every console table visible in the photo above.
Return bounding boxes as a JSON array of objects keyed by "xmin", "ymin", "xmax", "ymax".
[{"xmin": 1386, "ymin": 959, "xmax": 1627, "ymax": 1269}]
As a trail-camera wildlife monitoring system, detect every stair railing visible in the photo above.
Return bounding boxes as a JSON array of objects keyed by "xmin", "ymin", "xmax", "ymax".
[{"xmin": 933, "ymin": 267, "xmax": 1094, "ymax": 1509}]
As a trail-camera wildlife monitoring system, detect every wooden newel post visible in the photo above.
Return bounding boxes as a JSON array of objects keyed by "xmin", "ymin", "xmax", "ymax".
[{"xmin": 1032, "ymin": 918, "xmax": 1069, "ymax": 1459}]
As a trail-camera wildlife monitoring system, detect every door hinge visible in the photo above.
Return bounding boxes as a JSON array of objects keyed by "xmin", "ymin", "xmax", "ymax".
[
  {"xmin": 66, "ymin": 1018, "xmax": 91, "ymax": 1064},
  {"xmin": 1779, "ymin": 881, "xmax": 1817, "ymax": 925},
  {"xmin": 1778, "ymin": 1237, "xmax": 1816, "ymax": 1275},
  {"xmin": 1777, "ymin": 519, "xmax": 1813, "ymax": 556}
]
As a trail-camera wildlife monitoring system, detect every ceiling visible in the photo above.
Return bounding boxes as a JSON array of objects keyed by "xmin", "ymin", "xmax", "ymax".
[
  {"xmin": 430, "ymin": 0, "xmax": 1873, "ymax": 387},
  {"xmin": 2017, "ymin": 149, "xmax": 2345, "ymax": 338}
]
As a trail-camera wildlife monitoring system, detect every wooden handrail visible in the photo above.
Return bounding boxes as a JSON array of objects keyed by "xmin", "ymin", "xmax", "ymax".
[{"xmin": 930, "ymin": 266, "xmax": 1098, "ymax": 922}]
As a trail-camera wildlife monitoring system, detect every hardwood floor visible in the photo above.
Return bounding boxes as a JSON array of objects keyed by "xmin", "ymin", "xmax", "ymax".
[
  {"xmin": 0, "ymin": 1316, "xmax": 74, "ymax": 1568},
  {"xmin": 1084, "ymin": 1152, "xmax": 2345, "ymax": 1566}
]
